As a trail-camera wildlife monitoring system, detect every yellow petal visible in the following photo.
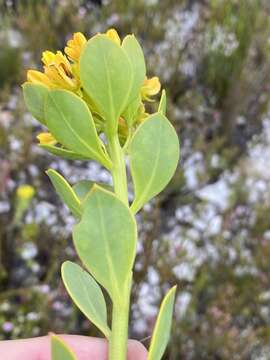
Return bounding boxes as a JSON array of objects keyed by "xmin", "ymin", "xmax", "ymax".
[
  {"xmin": 141, "ymin": 76, "xmax": 161, "ymax": 101},
  {"xmin": 65, "ymin": 32, "xmax": 87, "ymax": 62},
  {"xmin": 27, "ymin": 70, "xmax": 51, "ymax": 87},
  {"xmin": 106, "ymin": 28, "xmax": 121, "ymax": 45},
  {"xmin": 42, "ymin": 51, "xmax": 56, "ymax": 66},
  {"xmin": 44, "ymin": 66, "xmax": 63, "ymax": 85},
  {"xmin": 44, "ymin": 66, "xmax": 78, "ymax": 91},
  {"xmin": 55, "ymin": 51, "xmax": 71, "ymax": 69},
  {"xmin": 64, "ymin": 47, "xmax": 77, "ymax": 62},
  {"xmin": 37, "ymin": 132, "xmax": 57, "ymax": 146},
  {"xmin": 73, "ymin": 32, "xmax": 87, "ymax": 47}
]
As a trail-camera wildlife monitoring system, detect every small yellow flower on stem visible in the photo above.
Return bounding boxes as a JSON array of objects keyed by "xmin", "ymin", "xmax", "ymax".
[
  {"xmin": 15, "ymin": 185, "xmax": 35, "ymax": 223},
  {"xmin": 141, "ymin": 76, "xmax": 161, "ymax": 101},
  {"xmin": 16, "ymin": 185, "xmax": 35, "ymax": 201},
  {"xmin": 37, "ymin": 132, "xmax": 57, "ymax": 146},
  {"xmin": 106, "ymin": 28, "xmax": 121, "ymax": 45},
  {"xmin": 42, "ymin": 50, "xmax": 79, "ymax": 91},
  {"xmin": 65, "ymin": 32, "xmax": 87, "ymax": 62}
]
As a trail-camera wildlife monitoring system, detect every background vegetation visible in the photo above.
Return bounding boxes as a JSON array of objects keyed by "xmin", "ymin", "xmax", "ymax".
[{"xmin": 1, "ymin": 0, "xmax": 270, "ymax": 359}]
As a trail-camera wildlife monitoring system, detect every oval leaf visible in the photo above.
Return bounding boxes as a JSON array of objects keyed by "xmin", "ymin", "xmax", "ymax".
[
  {"xmin": 51, "ymin": 335, "xmax": 77, "ymax": 360},
  {"xmin": 22, "ymin": 83, "xmax": 49, "ymax": 125},
  {"xmin": 129, "ymin": 113, "xmax": 180, "ymax": 213},
  {"xmin": 73, "ymin": 186, "xmax": 136, "ymax": 302},
  {"xmin": 80, "ymin": 34, "xmax": 133, "ymax": 134},
  {"xmin": 148, "ymin": 286, "xmax": 177, "ymax": 360},
  {"xmin": 45, "ymin": 89, "xmax": 112, "ymax": 169},
  {"xmin": 62, "ymin": 261, "xmax": 111, "ymax": 339},
  {"xmin": 73, "ymin": 180, "xmax": 112, "ymax": 201},
  {"xmin": 158, "ymin": 89, "xmax": 167, "ymax": 115},
  {"xmin": 122, "ymin": 35, "xmax": 146, "ymax": 105},
  {"xmin": 46, "ymin": 169, "xmax": 81, "ymax": 218}
]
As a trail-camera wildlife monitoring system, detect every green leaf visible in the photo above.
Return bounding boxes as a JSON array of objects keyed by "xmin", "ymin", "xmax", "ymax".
[
  {"xmin": 73, "ymin": 180, "xmax": 112, "ymax": 201},
  {"xmin": 158, "ymin": 89, "xmax": 167, "ymax": 115},
  {"xmin": 22, "ymin": 83, "xmax": 49, "ymax": 125},
  {"xmin": 121, "ymin": 35, "xmax": 145, "ymax": 128},
  {"xmin": 45, "ymin": 89, "xmax": 112, "ymax": 169},
  {"xmin": 73, "ymin": 186, "xmax": 136, "ymax": 302},
  {"xmin": 40, "ymin": 144, "xmax": 88, "ymax": 160},
  {"xmin": 122, "ymin": 35, "xmax": 146, "ymax": 105},
  {"xmin": 129, "ymin": 113, "xmax": 180, "ymax": 213},
  {"xmin": 80, "ymin": 34, "xmax": 133, "ymax": 134},
  {"xmin": 122, "ymin": 96, "xmax": 141, "ymax": 127},
  {"xmin": 51, "ymin": 334, "xmax": 77, "ymax": 360},
  {"xmin": 46, "ymin": 169, "xmax": 81, "ymax": 218},
  {"xmin": 62, "ymin": 261, "xmax": 111, "ymax": 339},
  {"xmin": 148, "ymin": 286, "xmax": 177, "ymax": 360}
]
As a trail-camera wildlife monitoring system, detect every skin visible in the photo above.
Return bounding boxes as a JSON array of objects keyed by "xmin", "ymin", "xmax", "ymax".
[{"xmin": 0, "ymin": 335, "xmax": 148, "ymax": 360}]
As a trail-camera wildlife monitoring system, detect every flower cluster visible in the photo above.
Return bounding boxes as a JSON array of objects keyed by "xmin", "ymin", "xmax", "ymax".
[
  {"xmin": 27, "ymin": 32, "xmax": 86, "ymax": 92},
  {"xmin": 25, "ymin": 29, "xmax": 160, "ymax": 146}
]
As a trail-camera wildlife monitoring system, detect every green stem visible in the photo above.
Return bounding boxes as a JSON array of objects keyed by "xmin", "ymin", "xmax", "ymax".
[
  {"xmin": 109, "ymin": 283, "xmax": 131, "ymax": 360},
  {"xmin": 107, "ymin": 132, "xmax": 130, "ymax": 360},
  {"xmin": 108, "ymin": 134, "xmax": 128, "ymax": 205}
]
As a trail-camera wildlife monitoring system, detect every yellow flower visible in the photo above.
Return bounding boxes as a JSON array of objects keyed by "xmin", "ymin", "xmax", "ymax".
[
  {"xmin": 27, "ymin": 70, "xmax": 51, "ymax": 87},
  {"xmin": 16, "ymin": 185, "xmax": 35, "ymax": 200},
  {"xmin": 42, "ymin": 50, "xmax": 79, "ymax": 91},
  {"xmin": 141, "ymin": 76, "xmax": 161, "ymax": 101},
  {"xmin": 37, "ymin": 132, "xmax": 57, "ymax": 146},
  {"xmin": 26, "ymin": 50, "xmax": 80, "ymax": 91},
  {"xmin": 106, "ymin": 28, "xmax": 121, "ymax": 45},
  {"xmin": 65, "ymin": 32, "xmax": 87, "ymax": 62}
]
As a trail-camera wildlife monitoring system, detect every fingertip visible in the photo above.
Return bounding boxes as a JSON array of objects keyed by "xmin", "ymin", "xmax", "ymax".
[
  {"xmin": 54, "ymin": 335, "xmax": 107, "ymax": 360},
  {"xmin": 128, "ymin": 340, "xmax": 148, "ymax": 360},
  {"xmin": 0, "ymin": 335, "xmax": 148, "ymax": 360}
]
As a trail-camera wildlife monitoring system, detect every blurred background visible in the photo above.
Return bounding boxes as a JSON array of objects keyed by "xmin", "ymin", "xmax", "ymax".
[{"xmin": 0, "ymin": 0, "xmax": 270, "ymax": 358}]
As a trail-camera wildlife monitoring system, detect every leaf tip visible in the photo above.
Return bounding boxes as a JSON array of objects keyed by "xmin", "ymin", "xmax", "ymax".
[
  {"xmin": 170, "ymin": 285, "xmax": 177, "ymax": 298},
  {"xmin": 45, "ymin": 168, "xmax": 56, "ymax": 177}
]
